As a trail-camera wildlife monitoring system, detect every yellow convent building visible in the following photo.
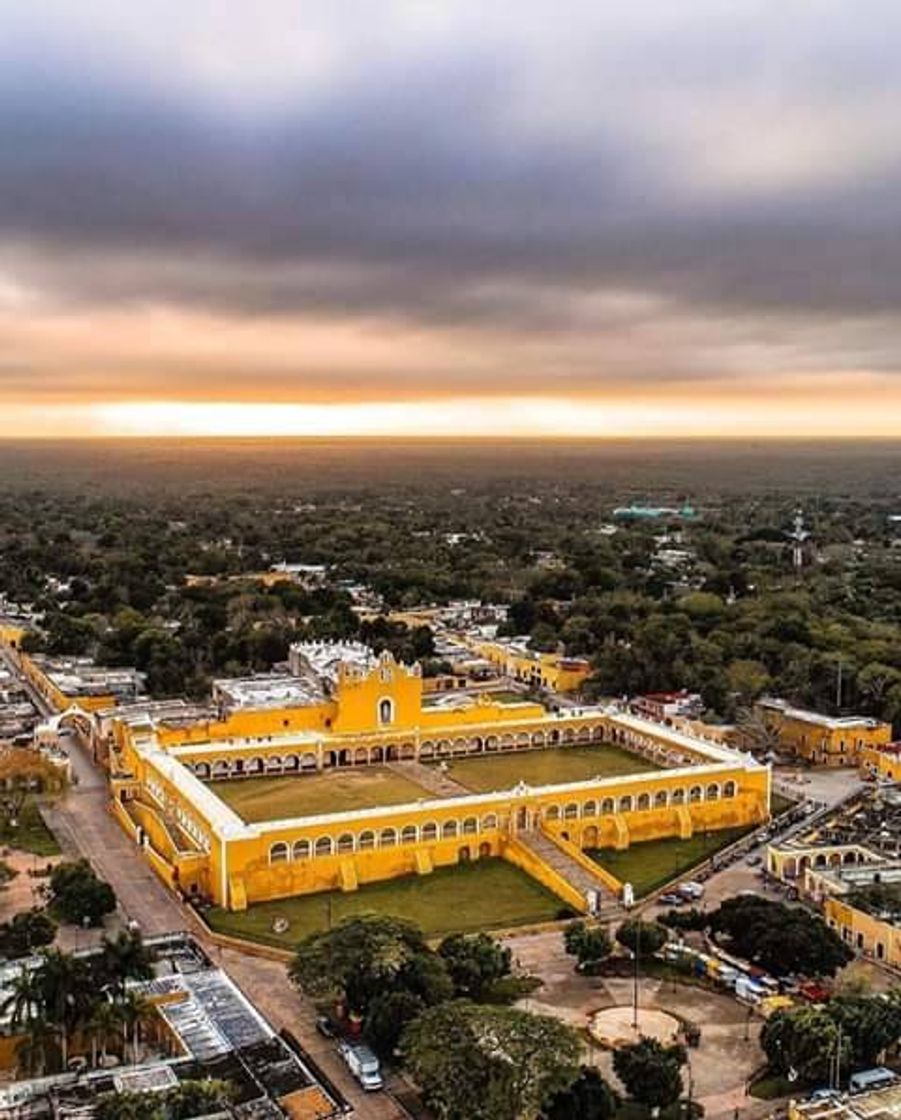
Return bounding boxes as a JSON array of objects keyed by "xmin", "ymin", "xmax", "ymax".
[{"xmin": 83, "ymin": 643, "xmax": 771, "ymax": 914}]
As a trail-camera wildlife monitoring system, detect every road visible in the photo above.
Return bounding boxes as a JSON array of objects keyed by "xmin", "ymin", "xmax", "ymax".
[{"xmin": 0, "ymin": 645, "xmax": 409, "ymax": 1120}]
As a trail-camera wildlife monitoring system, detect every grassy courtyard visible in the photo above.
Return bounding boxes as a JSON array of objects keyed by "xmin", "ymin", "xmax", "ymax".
[
  {"xmin": 208, "ymin": 767, "xmax": 430, "ymax": 823},
  {"xmin": 205, "ymin": 858, "xmax": 565, "ymax": 946},
  {"xmin": 588, "ymin": 825, "xmax": 755, "ymax": 896},
  {"xmin": 437, "ymin": 743, "xmax": 658, "ymax": 793},
  {"xmin": 0, "ymin": 799, "xmax": 62, "ymax": 857}
]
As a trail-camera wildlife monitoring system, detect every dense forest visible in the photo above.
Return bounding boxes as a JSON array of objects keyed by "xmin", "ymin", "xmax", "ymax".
[{"xmin": 1, "ymin": 439, "xmax": 901, "ymax": 727}]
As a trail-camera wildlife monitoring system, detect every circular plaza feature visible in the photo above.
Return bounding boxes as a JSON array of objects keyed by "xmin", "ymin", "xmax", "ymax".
[{"xmin": 589, "ymin": 1005, "xmax": 682, "ymax": 1049}]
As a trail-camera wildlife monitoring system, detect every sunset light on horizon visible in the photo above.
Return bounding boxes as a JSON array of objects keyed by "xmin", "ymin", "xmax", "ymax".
[{"xmin": 3, "ymin": 3, "xmax": 901, "ymax": 439}]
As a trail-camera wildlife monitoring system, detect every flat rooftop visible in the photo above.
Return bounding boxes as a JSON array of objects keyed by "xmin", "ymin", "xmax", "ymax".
[
  {"xmin": 213, "ymin": 675, "xmax": 325, "ymax": 709},
  {"xmin": 758, "ymin": 697, "xmax": 887, "ymax": 731}
]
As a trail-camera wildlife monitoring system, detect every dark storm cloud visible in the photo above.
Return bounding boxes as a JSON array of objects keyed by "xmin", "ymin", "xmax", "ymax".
[{"xmin": 3, "ymin": 0, "xmax": 901, "ymax": 401}]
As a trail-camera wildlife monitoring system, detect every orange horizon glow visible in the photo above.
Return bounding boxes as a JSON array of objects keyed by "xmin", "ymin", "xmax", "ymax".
[{"xmin": 4, "ymin": 387, "xmax": 901, "ymax": 439}]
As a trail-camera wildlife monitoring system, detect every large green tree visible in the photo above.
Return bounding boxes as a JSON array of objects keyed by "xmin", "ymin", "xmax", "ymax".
[
  {"xmin": 709, "ymin": 896, "xmax": 852, "ymax": 977},
  {"xmin": 761, "ymin": 1006, "xmax": 839, "ymax": 1086},
  {"xmin": 613, "ymin": 1038, "xmax": 686, "ymax": 1110},
  {"xmin": 615, "ymin": 919, "xmax": 667, "ymax": 957},
  {"xmin": 438, "ymin": 933, "xmax": 512, "ymax": 999},
  {"xmin": 290, "ymin": 914, "xmax": 450, "ymax": 1014},
  {"xmin": 563, "ymin": 921, "xmax": 613, "ymax": 974},
  {"xmin": 541, "ymin": 1067, "xmax": 619, "ymax": 1120},
  {"xmin": 400, "ymin": 1001, "xmax": 581, "ymax": 1120}
]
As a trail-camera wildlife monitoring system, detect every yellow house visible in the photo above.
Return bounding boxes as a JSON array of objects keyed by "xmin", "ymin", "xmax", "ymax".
[
  {"xmin": 101, "ymin": 644, "xmax": 771, "ymax": 913},
  {"xmin": 755, "ymin": 698, "xmax": 891, "ymax": 767},
  {"xmin": 468, "ymin": 638, "xmax": 591, "ymax": 693}
]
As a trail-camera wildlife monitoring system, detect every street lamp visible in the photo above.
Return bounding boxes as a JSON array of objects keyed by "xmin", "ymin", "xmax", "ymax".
[{"xmin": 632, "ymin": 922, "xmax": 641, "ymax": 1030}]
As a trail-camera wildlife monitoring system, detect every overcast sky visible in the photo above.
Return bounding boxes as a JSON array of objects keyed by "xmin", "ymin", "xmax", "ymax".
[{"xmin": 4, "ymin": 1, "xmax": 901, "ymax": 436}]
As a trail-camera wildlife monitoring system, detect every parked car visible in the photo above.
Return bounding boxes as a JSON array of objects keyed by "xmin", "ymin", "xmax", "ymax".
[
  {"xmin": 745, "ymin": 854, "xmax": 762, "ymax": 866},
  {"xmin": 339, "ymin": 1041, "xmax": 384, "ymax": 1091},
  {"xmin": 315, "ymin": 1015, "xmax": 337, "ymax": 1039},
  {"xmin": 679, "ymin": 881, "xmax": 705, "ymax": 901},
  {"xmin": 659, "ymin": 893, "xmax": 684, "ymax": 906}
]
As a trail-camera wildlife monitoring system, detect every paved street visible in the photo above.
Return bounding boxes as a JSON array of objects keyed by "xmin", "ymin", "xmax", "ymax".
[{"xmin": 37, "ymin": 728, "xmax": 409, "ymax": 1119}]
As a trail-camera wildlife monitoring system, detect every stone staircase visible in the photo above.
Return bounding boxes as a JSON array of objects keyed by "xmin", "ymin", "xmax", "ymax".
[{"xmin": 518, "ymin": 830, "xmax": 622, "ymax": 918}]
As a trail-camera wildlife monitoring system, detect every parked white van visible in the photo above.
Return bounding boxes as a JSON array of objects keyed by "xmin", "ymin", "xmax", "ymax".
[{"xmin": 339, "ymin": 1041, "xmax": 384, "ymax": 1091}]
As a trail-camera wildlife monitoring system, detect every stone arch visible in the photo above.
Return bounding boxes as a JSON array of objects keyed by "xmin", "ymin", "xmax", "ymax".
[
  {"xmin": 469, "ymin": 736, "xmax": 483, "ymax": 753},
  {"xmin": 442, "ymin": 820, "xmax": 459, "ymax": 839},
  {"xmin": 212, "ymin": 759, "xmax": 230, "ymax": 778},
  {"xmin": 420, "ymin": 741, "xmax": 434, "ymax": 758},
  {"xmin": 315, "ymin": 836, "xmax": 333, "ymax": 857},
  {"xmin": 545, "ymin": 805, "xmax": 561, "ymax": 821},
  {"xmin": 462, "ymin": 816, "xmax": 478, "ymax": 835},
  {"xmin": 335, "ymin": 833, "xmax": 354, "ymax": 854},
  {"xmin": 380, "ymin": 827, "xmax": 397, "ymax": 847},
  {"xmin": 301, "ymin": 752, "xmax": 317, "ymax": 771},
  {"xmin": 355, "ymin": 747, "xmax": 369, "ymax": 765},
  {"xmin": 582, "ymin": 800, "xmax": 598, "ymax": 817},
  {"xmin": 689, "ymin": 785, "xmax": 702, "ymax": 803},
  {"xmin": 458, "ymin": 846, "xmax": 471, "ymax": 862},
  {"xmin": 194, "ymin": 762, "xmax": 211, "ymax": 780},
  {"xmin": 619, "ymin": 795, "xmax": 633, "ymax": 812},
  {"xmin": 582, "ymin": 825, "xmax": 599, "ymax": 848},
  {"xmin": 706, "ymin": 783, "xmax": 720, "ymax": 801},
  {"xmin": 564, "ymin": 802, "xmax": 579, "ymax": 820},
  {"xmin": 292, "ymin": 839, "xmax": 310, "ymax": 860},
  {"xmin": 654, "ymin": 790, "xmax": 668, "ymax": 808},
  {"xmin": 401, "ymin": 825, "xmax": 418, "ymax": 844},
  {"xmin": 485, "ymin": 735, "xmax": 498, "ymax": 751},
  {"xmin": 421, "ymin": 822, "xmax": 439, "ymax": 842},
  {"xmin": 265, "ymin": 756, "xmax": 283, "ymax": 772},
  {"xmin": 370, "ymin": 746, "xmax": 384, "ymax": 763},
  {"xmin": 577, "ymin": 726, "xmax": 591, "ymax": 743},
  {"xmin": 358, "ymin": 830, "xmax": 376, "ymax": 850},
  {"xmin": 378, "ymin": 697, "xmax": 395, "ymax": 725},
  {"xmin": 601, "ymin": 797, "xmax": 615, "ymax": 814},
  {"xmin": 592, "ymin": 725, "xmax": 604, "ymax": 742},
  {"xmin": 481, "ymin": 813, "xmax": 498, "ymax": 831},
  {"xmin": 479, "ymin": 841, "xmax": 492, "ymax": 858},
  {"xmin": 283, "ymin": 754, "xmax": 299, "ymax": 772},
  {"xmin": 723, "ymin": 780, "xmax": 736, "ymax": 798},
  {"xmin": 531, "ymin": 731, "xmax": 545, "ymax": 746},
  {"xmin": 671, "ymin": 787, "xmax": 686, "ymax": 805},
  {"xmin": 637, "ymin": 793, "xmax": 651, "ymax": 812},
  {"xmin": 269, "ymin": 842, "xmax": 290, "ymax": 864}
]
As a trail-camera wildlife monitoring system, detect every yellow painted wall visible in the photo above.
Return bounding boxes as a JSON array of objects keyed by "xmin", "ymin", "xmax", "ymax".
[
  {"xmin": 756, "ymin": 702, "xmax": 891, "ymax": 767},
  {"xmin": 0, "ymin": 624, "xmax": 26, "ymax": 650},
  {"xmin": 470, "ymin": 640, "xmax": 590, "ymax": 692},
  {"xmin": 824, "ymin": 896, "xmax": 901, "ymax": 966}
]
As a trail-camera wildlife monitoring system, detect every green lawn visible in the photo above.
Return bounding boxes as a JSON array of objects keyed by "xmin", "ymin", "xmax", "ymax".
[
  {"xmin": 208, "ymin": 767, "xmax": 431, "ymax": 822},
  {"xmin": 437, "ymin": 744, "xmax": 658, "ymax": 793},
  {"xmin": 205, "ymin": 858, "xmax": 565, "ymax": 946},
  {"xmin": 0, "ymin": 799, "xmax": 62, "ymax": 857},
  {"xmin": 771, "ymin": 791, "xmax": 796, "ymax": 817},
  {"xmin": 588, "ymin": 825, "xmax": 755, "ymax": 896}
]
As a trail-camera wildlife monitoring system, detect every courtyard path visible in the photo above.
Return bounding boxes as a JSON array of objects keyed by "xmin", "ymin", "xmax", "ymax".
[{"xmin": 386, "ymin": 758, "xmax": 469, "ymax": 798}]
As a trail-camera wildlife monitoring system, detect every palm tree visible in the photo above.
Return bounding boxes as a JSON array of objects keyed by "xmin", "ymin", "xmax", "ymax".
[
  {"xmin": 14, "ymin": 1016, "xmax": 60, "ymax": 1078},
  {"xmin": 99, "ymin": 931, "xmax": 154, "ymax": 997},
  {"xmin": 87, "ymin": 999, "xmax": 124, "ymax": 1069},
  {"xmin": 117, "ymin": 991, "xmax": 155, "ymax": 1065},
  {"xmin": 33, "ymin": 948, "xmax": 93, "ymax": 1069},
  {"xmin": 2, "ymin": 966, "xmax": 45, "ymax": 1033}
]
